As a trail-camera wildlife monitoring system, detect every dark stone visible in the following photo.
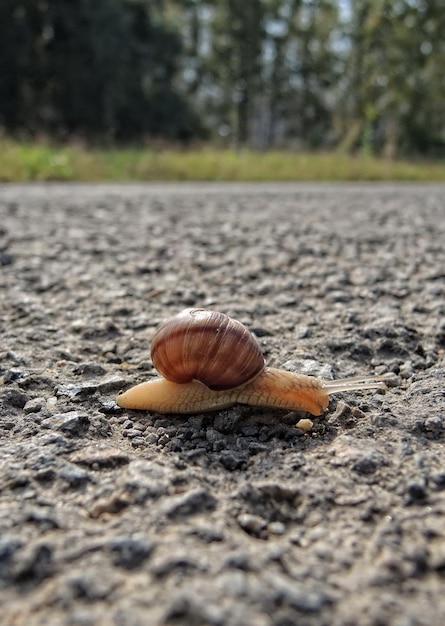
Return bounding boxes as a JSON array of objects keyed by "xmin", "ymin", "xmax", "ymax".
[
  {"xmin": 432, "ymin": 472, "xmax": 445, "ymax": 490},
  {"xmin": 70, "ymin": 444, "xmax": 129, "ymax": 468},
  {"xmin": 218, "ymin": 451, "xmax": 246, "ymax": 471},
  {"xmin": 407, "ymin": 482, "xmax": 427, "ymax": 502},
  {"xmin": 161, "ymin": 593, "xmax": 223, "ymax": 625},
  {"xmin": 42, "ymin": 412, "xmax": 90, "ymax": 436},
  {"xmin": 59, "ymin": 463, "xmax": 94, "ymax": 487},
  {"xmin": 164, "ymin": 488, "xmax": 217, "ymax": 519},
  {"xmin": 0, "ymin": 536, "xmax": 23, "ymax": 580},
  {"xmin": 224, "ymin": 551, "xmax": 251, "ymax": 570},
  {"xmin": 1, "ymin": 388, "xmax": 29, "ymax": 408},
  {"xmin": 11, "ymin": 544, "xmax": 54, "ymax": 586},
  {"xmin": 248, "ymin": 442, "xmax": 270, "ymax": 454},
  {"xmin": 3, "ymin": 369, "xmax": 26, "ymax": 384},
  {"xmin": 351, "ymin": 457, "xmax": 377, "ymax": 475},
  {"xmin": 270, "ymin": 576, "xmax": 332, "ymax": 613},
  {"xmin": 0, "ymin": 252, "xmax": 14, "ymax": 266},
  {"xmin": 152, "ymin": 556, "xmax": 203, "ymax": 579},
  {"xmin": 25, "ymin": 508, "xmax": 60, "ymax": 531},
  {"xmin": 73, "ymin": 362, "xmax": 108, "ymax": 376},
  {"xmin": 109, "ymin": 536, "xmax": 154, "ymax": 570},
  {"xmin": 34, "ymin": 468, "xmax": 57, "ymax": 484}
]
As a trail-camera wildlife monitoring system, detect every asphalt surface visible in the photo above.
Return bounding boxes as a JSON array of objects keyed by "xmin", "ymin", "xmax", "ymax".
[{"xmin": 1, "ymin": 183, "xmax": 444, "ymax": 626}]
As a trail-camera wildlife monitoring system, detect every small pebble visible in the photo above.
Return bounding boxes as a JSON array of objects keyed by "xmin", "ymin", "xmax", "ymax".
[
  {"xmin": 23, "ymin": 397, "xmax": 46, "ymax": 414},
  {"xmin": 296, "ymin": 418, "xmax": 313, "ymax": 432},
  {"xmin": 237, "ymin": 513, "xmax": 266, "ymax": 536},
  {"xmin": 268, "ymin": 521, "xmax": 286, "ymax": 535}
]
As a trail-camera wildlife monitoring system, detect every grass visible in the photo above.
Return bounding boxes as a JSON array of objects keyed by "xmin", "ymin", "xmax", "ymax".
[{"xmin": 1, "ymin": 137, "xmax": 444, "ymax": 182}]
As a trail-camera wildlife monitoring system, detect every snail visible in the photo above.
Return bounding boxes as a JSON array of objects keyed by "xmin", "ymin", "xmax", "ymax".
[{"xmin": 116, "ymin": 308, "xmax": 387, "ymax": 416}]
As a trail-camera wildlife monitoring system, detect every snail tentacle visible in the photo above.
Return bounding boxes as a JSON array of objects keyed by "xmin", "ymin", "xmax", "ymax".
[{"xmin": 321, "ymin": 375, "xmax": 387, "ymax": 395}]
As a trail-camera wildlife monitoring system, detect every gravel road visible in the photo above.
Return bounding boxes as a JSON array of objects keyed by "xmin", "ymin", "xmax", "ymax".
[{"xmin": 1, "ymin": 183, "xmax": 444, "ymax": 626}]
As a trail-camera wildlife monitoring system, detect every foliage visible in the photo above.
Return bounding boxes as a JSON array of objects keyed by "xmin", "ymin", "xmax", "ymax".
[
  {"xmin": 0, "ymin": 0, "xmax": 444, "ymax": 155},
  {"xmin": 0, "ymin": 0, "xmax": 206, "ymax": 142},
  {"xmin": 339, "ymin": 0, "xmax": 445, "ymax": 156}
]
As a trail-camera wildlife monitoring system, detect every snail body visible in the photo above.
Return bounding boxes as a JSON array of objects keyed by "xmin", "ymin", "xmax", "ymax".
[{"xmin": 116, "ymin": 308, "xmax": 386, "ymax": 416}]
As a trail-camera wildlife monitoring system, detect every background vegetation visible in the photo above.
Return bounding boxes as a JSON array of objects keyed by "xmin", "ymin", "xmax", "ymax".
[
  {"xmin": 1, "ymin": 1, "xmax": 444, "ymax": 180},
  {"xmin": 2, "ymin": 139, "xmax": 445, "ymax": 182}
]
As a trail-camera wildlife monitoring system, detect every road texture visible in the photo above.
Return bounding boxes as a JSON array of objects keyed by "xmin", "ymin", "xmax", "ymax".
[{"xmin": 1, "ymin": 183, "xmax": 444, "ymax": 626}]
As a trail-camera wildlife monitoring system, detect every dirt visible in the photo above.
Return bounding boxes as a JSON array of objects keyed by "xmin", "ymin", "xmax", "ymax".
[{"xmin": 1, "ymin": 182, "xmax": 444, "ymax": 626}]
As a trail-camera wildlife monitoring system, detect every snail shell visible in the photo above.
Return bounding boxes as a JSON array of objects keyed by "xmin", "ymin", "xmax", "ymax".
[{"xmin": 151, "ymin": 308, "xmax": 265, "ymax": 391}]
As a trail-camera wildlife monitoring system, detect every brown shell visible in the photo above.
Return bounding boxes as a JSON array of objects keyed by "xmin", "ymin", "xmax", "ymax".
[{"xmin": 151, "ymin": 308, "xmax": 265, "ymax": 391}]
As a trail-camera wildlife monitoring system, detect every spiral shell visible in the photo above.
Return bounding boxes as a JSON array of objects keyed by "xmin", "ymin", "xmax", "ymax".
[{"xmin": 151, "ymin": 308, "xmax": 265, "ymax": 391}]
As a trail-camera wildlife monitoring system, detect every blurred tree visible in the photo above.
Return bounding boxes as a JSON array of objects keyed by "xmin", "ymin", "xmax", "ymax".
[
  {"xmin": 197, "ymin": 0, "xmax": 340, "ymax": 148},
  {"xmin": 0, "ymin": 0, "xmax": 42, "ymax": 132},
  {"xmin": 0, "ymin": 0, "xmax": 205, "ymax": 142},
  {"xmin": 400, "ymin": 0, "xmax": 445, "ymax": 155},
  {"xmin": 208, "ymin": 0, "xmax": 265, "ymax": 146},
  {"xmin": 338, "ymin": 0, "xmax": 445, "ymax": 156},
  {"xmin": 277, "ymin": 0, "xmax": 340, "ymax": 148},
  {"xmin": 0, "ymin": 0, "xmax": 444, "ymax": 153}
]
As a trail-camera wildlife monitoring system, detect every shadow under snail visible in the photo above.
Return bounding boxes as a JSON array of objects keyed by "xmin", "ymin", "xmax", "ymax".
[{"xmin": 116, "ymin": 308, "xmax": 387, "ymax": 416}]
